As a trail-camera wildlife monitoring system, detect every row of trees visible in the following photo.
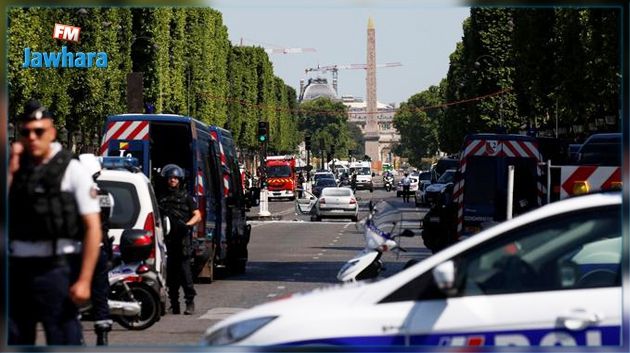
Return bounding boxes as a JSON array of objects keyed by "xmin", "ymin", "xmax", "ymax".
[
  {"xmin": 394, "ymin": 7, "xmax": 621, "ymax": 163},
  {"xmin": 8, "ymin": 7, "xmax": 301, "ymax": 153}
]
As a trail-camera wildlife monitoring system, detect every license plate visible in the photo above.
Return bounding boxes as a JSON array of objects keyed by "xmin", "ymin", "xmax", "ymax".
[
  {"xmin": 274, "ymin": 192, "xmax": 281, "ymax": 196},
  {"xmin": 330, "ymin": 209, "xmax": 344, "ymax": 213}
]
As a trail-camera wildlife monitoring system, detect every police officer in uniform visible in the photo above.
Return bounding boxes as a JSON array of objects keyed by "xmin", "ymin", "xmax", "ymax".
[
  {"xmin": 78, "ymin": 154, "xmax": 115, "ymax": 345},
  {"xmin": 8, "ymin": 100, "xmax": 102, "ymax": 345},
  {"xmin": 158, "ymin": 164, "xmax": 201, "ymax": 315}
]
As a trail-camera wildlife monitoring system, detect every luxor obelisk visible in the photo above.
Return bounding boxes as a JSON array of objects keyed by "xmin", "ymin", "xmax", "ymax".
[{"xmin": 364, "ymin": 17, "xmax": 380, "ymax": 163}]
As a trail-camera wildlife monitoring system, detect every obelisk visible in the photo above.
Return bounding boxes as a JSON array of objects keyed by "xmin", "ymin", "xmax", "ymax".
[{"xmin": 364, "ymin": 17, "xmax": 380, "ymax": 162}]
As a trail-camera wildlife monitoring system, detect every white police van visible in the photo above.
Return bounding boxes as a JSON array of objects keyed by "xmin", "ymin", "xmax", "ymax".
[{"xmin": 203, "ymin": 192, "xmax": 622, "ymax": 347}]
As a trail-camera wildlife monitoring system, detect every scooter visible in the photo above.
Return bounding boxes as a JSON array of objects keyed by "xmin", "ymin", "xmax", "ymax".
[
  {"xmin": 337, "ymin": 202, "xmax": 415, "ymax": 282},
  {"xmin": 384, "ymin": 176, "xmax": 394, "ymax": 192},
  {"xmin": 80, "ymin": 229, "xmax": 164, "ymax": 331}
]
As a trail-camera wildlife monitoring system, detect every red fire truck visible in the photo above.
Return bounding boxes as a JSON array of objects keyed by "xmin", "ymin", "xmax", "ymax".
[{"xmin": 265, "ymin": 155, "xmax": 298, "ymax": 200}]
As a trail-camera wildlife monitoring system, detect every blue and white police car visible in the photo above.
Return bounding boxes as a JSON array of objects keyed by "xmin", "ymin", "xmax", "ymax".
[{"xmin": 203, "ymin": 192, "xmax": 622, "ymax": 347}]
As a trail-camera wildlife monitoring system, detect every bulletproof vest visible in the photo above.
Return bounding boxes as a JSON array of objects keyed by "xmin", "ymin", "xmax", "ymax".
[
  {"xmin": 158, "ymin": 188, "xmax": 191, "ymax": 224},
  {"xmin": 9, "ymin": 149, "xmax": 84, "ymax": 242}
]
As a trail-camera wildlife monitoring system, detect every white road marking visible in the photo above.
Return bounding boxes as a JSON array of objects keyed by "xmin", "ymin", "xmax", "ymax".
[
  {"xmin": 198, "ymin": 307, "xmax": 245, "ymax": 320},
  {"xmin": 317, "ymin": 253, "xmax": 323, "ymax": 256},
  {"xmin": 312, "ymin": 256, "xmax": 319, "ymax": 259},
  {"xmin": 293, "ymin": 272, "xmax": 302, "ymax": 276},
  {"xmin": 277, "ymin": 286, "xmax": 285, "ymax": 290},
  {"xmin": 267, "ymin": 293, "xmax": 277, "ymax": 298}
]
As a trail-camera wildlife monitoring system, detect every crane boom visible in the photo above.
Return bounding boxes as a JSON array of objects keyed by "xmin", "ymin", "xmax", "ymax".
[{"xmin": 265, "ymin": 47, "xmax": 316, "ymax": 55}]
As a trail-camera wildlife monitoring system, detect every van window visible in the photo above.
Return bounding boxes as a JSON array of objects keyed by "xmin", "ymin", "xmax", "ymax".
[
  {"xmin": 97, "ymin": 180, "xmax": 140, "ymax": 229},
  {"xmin": 464, "ymin": 157, "xmax": 497, "ymax": 205}
]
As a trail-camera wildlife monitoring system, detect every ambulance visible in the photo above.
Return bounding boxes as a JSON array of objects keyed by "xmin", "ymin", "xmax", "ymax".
[{"xmin": 203, "ymin": 192, "xmax": 622, "ymax": 347}]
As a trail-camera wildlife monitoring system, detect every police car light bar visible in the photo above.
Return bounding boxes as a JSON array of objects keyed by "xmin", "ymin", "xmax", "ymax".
[{"xmin": 100, "ymin": 156, "xmax": 140, "ymax": 170}]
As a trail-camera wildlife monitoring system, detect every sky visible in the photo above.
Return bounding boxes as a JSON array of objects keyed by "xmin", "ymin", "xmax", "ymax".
[{"xmin": 209, "ymin": 0, "xmax": 470, "ymax": 105}]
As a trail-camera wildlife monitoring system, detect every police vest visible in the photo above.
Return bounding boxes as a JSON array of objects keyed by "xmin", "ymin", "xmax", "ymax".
[
  {"xmin": 9, "ymin": 150, "xmax": 84, "ymax": 242},
  {"xmin": 159, "ymin": 188, "xmax": 191, "ymax": 224}
]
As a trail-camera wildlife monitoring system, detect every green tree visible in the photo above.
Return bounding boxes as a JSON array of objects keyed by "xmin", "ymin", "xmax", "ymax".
[{"xmin": 298, "ymin": 97, "xmax": 349, "ymax": 158}]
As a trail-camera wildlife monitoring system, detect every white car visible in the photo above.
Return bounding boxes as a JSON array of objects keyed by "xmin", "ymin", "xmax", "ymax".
[
  {"xmin": 96, "ymin": 159, "xmax": 168, "ymax": 292},
  {"xmin": 204, "ymin": 192, "xmax": 622, "ymax": 347},
  {"xmin": 311, "ymin": 187, "xmax": 358, "ymax": 222},
  {"xmin": 396, "ymin": 176, "xmax": 419, "ymax": 197}
]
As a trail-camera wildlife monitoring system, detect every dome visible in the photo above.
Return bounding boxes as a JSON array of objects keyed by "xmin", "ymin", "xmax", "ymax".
[{"xmin": 301, "ymin": 78, "xmax": 337, "ymax": 101}]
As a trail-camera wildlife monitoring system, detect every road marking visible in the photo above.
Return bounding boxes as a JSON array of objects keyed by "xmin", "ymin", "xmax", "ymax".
[
  {"xmin": 312, "ymin": 256, "xmax": 319, "ymax": 259},
  {"xmin": 322, "ymin": 249, "xmax": 327, "ymax": 252},
  {"xmin": 277, "ymin": 286, "xmax": 285, "ymax": 290},
  {"xmin": 293, "ymin": 272, "xmax": 302, "ymax": 276},
  {"xmin": 344, "ymin": 223, "xmax": 352, "ymax": 229},
  {"xmin": 267, "ymin": 293, "xmax": 277, "ymax": 298},
  {"xmin": 317, "ymin": 253, "xmax": 323, "ymax": 256},
  {"xmin": 328, "ymin": 243, "xmax": 334, "ymax": 246},
  {"xmin": 333, "ymin": 239, "xmax": 338, "ymax": 243},
  {"xmin": 198, "ymin": 307, "xmax": 245, "ymax": 320}
]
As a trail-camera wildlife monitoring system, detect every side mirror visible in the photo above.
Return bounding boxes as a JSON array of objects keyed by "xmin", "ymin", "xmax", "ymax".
[
  {"xmin": 163, "ymin": 216, "xmax": 171, "ymax": 236},
  {"xmin": 400, "ymin": 229, "xmax": 414, "ymax": 237},
  {"xmin": 432, "ymin": 260, "xmax": 457, "ymax": 296}
]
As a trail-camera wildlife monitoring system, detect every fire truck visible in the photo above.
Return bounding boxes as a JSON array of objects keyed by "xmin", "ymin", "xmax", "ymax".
[
  {"xmin": 422, "ymin": 132, "xmax": 621, "ymax": 253},
  {"xmin": 265, "ymin": 155, "xmax": 298, "ymax": 200}
]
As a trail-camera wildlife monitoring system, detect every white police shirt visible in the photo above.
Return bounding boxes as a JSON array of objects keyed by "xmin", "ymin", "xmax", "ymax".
[{"xmin": 11, "ymin": 142, "xmax": 100, "ymax": 257}]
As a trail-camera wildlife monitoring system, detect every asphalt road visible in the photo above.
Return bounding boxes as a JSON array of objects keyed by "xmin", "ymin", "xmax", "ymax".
[{"xmin": 69, "ymin": 187, "xmax": 431, "ymax": 346}]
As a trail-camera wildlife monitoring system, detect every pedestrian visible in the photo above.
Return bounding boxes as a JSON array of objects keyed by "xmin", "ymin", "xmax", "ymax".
[
  {"xmin": 8, "ymin": 99, "xmax": 102, "ymax": 345},
  {"xmin": 401, "ymin": 172, "xmax": 411, "ymax": 203},
  {"xmin": 158, "ymin": 164, "xmax": 201, "ymax": 315},
  {"xmin": 297, "ymin": 171, "xmax": 305, "ymax": 198}
]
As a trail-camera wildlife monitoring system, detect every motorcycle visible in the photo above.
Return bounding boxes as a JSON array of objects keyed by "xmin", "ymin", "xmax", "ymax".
[
  {"xmin": 80, "ymin": 229, "xmax": 165, "ymax": 331},
  {"xmin": 384, "ymin": 176, "xmax": 394, "ymax": 192},
  {"xmin": 337, "ymin": 201, "xmax": 415, "ymax": 282}
]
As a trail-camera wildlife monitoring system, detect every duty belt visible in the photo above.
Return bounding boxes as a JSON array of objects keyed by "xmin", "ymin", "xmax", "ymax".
[{"xmin": 10, "ymin": 239, "xmax": 83, "ymax": 257}]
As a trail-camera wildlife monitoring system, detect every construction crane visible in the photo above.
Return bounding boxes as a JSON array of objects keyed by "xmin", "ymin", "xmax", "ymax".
[
  {"xmin": 304, "ymin": 62, "xmax": 402, "ymax": 94},
  {"xmin": 238, "ymin": 38, "xmax": 316, "ymax": 55}
]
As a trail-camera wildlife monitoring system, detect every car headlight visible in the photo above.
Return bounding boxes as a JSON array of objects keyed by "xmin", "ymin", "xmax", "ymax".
[{"xmin": 203, "ymin": 316, "xmax": 277, "ymax": 345}]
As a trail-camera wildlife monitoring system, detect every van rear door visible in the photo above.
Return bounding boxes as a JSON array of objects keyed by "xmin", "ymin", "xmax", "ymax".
[{"xmin": 100, "ymin": 119, "xmax": 151, "ymax": 176}]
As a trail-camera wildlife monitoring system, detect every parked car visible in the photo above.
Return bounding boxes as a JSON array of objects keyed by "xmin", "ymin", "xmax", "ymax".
[
  {"xmin": 312, "ymin": 178, "xmax": 338, "ymax": 197},
  {"xmin": 424, "ymin": 169, "xmax": 457, "ymax": 206},
  {"xmin": 95, "ymin": 156, "xmax": 168, "ymax": 316},
  {"xmin": 414, "ymin": 171, "xmax": 434, "ymax": 206},
  {"xmin": 311, "ymin": 187, "xmax": 358, "ymax": 222},
  {"xmin": 204, "ymin": 192, "xmax": 622, "ymax": 347},
  {"xmin": 313, "ymin": 171, "xmax": 336, "ymax": 184}
]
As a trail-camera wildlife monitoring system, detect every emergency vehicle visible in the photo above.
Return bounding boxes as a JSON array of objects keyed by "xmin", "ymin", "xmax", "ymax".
[
  {"xmin": 204, "ymin": 192, "xmax": 621, "ymax": 347},
  {"xmin": 349, "ymin": 161, "xmax": 374, "ymax": 192},
  {"xmin": 99, "ymin": 114, "xmax": 250, "ymax": 277},
  {"xmin": 265, "ymin": 155, "xmax": 297, "ymax": 200}
]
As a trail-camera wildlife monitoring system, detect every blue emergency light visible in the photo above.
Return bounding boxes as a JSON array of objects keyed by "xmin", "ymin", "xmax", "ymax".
[{"xmin": 100, "ymin": 156, "xmax": 140, "ymax": 170}]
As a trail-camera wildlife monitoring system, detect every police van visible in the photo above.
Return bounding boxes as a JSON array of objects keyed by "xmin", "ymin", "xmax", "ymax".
[
  {"xmin": 99, "ymin": 114, "xmax": 250, "ymax": 278},
  {"xmin": 204, "ymin": 192, "xmax": 621, "ymax": 347}
]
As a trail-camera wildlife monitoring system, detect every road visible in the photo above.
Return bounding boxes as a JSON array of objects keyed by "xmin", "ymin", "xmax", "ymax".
[{"xmin": 76, "ymin": 187, "xmax": 431, "ymax": 346}]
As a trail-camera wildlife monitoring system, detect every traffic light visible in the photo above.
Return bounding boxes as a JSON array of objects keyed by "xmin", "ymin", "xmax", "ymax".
[
  {"xmin": 257, "ymin": 121, "xmax": 269, "ymax": 143},
  {"xmin": 304, "ymin": 134, "xmax": 311, "ymax": 150}
]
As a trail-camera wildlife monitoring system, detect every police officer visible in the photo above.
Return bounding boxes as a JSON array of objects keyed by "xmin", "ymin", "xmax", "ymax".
[
  {"xmin": 158, "ymin": 164, "xmax": 201, "ymax": 315},
  {"xmin": 8, "ymin": 100, "xmax": 102, "ymax": 345},
  {"xmin": 78, "ymin": 154, "xmax": 115, "ymax": 346},
  {"xmin": 401, "ymin": 172, "xmax": 411, "ymax": 203}
]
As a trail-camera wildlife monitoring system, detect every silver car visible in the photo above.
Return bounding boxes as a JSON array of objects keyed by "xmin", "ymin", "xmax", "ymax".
[{"xmin": 312, "ymin": 187, "xmax": 358, "ymax": 222}]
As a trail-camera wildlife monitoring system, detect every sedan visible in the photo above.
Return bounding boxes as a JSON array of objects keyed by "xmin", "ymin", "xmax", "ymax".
[
  {"xmin": 312, "ymin": 178, "xmax": 338, "ymax": 197},
  {"xmin": 311, "ymin": 187, "xmax": 358, "ymax": 222}
]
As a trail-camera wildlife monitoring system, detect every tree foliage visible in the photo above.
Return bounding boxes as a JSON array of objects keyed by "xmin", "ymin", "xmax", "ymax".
[
  {"xmin": 8, "ymin": 7, "xmax": 300, "ymax": 155},
  {"xmin": 298, "ymin": 98, "xmax": 350, "ymax": 159},
  {"xmin": 397, "ymin": 7, "xmax": 621, "ymax": 157}
]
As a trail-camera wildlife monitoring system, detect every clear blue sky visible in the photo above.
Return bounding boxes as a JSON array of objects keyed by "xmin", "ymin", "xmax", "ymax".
[{"xmin": 209, "ymin": 0, "xmax": 470, "ymax": 105}]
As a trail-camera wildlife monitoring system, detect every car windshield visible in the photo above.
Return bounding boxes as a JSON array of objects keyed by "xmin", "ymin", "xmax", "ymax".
[
  {"xmin": 267, "ymin": 165, "xmax": 292, "ymax": 177},
  {"xmin": 578, "ymin": 142, "xmax": 621, "ymax": 165},
  {"xmin": 419, "ymin": 172, "xmax": 432, "ymax": 181},
  {"xmin": 316, "ymin": 179, "xmax": 337, "ymax": 187},
  {"xmin": 96, "ymin": 180, "xmax": 140, "ymax": 229},
  {"xmin": 322, "ymin": 188, "xmax": 352, "ymax": 197},
  {"xmin": 438, "ymin": 170, "xmax": 455, "ymax": 183},
  {"xmin": 314, "ymin": 174, "xmax": 334, "ymax": 181},
  {"xmin": 356, "ymin": 167, "xmax": 371, "ymax": 175}
]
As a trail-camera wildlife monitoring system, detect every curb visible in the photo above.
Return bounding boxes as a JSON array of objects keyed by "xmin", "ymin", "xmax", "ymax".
[{"xmin": 246, "ymin": 215, "xmax": 282, "ymax": 221}]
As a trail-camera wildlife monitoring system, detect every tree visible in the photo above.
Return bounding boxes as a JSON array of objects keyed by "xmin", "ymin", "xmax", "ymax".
[{"xmin": 298, "ymin": 97, "xmax": 350, "ymax": 158}]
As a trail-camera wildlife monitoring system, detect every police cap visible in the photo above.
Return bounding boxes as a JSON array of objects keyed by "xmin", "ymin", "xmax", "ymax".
[{"xmin": 22, "ymin": 99, "xmax": 53, "ymax": 122}]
